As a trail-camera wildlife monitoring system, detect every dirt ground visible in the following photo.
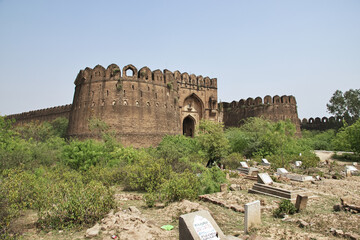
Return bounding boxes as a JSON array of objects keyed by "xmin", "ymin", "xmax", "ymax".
[{"xmin": 12, "ymin": 151, "xmax": 360, "ymax": 240}]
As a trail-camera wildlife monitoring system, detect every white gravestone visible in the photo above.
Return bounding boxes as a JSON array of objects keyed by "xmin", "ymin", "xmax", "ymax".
[
  {"xmin": 179, "ymin": 210, "xmax": 225, "ymax": 240},
  {"xmin": 345, "ymin": 165, "xmax": 358, "ymax": 172},
  {"xmin": 244, "ymin": 200, "xmax": 261, "ymax": 234},
  {"xmin": 257, "ymin": 173, "xmax": 273, "ymax": 185},
  {"xmin": 240, "ymin": 162, "xmax": 249, "ymax": 168},
  {"xmin": 277, "ymin": 168, "xmax": 288, "ymax": 175},
  {"xmin": 261, "ymin": 158, "xmax": 270, "ymax": 166}
]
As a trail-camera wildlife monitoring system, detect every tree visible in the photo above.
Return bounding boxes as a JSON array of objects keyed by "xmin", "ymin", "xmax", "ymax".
[
  {"xmin": 333, "ymin": 118, "xmax": 360, "ymax": 155},
  {"xmin": 327, "ymin": 89, "xmax": 360, "ymax": 123},
  {"xmin": 196, "ymin": 120, "xmax": 230, "ymax": 167}
]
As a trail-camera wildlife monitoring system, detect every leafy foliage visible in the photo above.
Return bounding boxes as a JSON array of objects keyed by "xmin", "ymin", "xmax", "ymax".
[
  {"xmin": 332, "ymin": 118, "xmax": 360, "ymax": 154},
  {"xmin": 327, "ymin": 88, "xmax": 360, "ymax": 123},
  {"xmin": 196, "ymin": 120, "xmax": 230, "ymax": 166},
  {"xmin": 273, "ymin": 199, "xmax": 297, "ymax": 218}
]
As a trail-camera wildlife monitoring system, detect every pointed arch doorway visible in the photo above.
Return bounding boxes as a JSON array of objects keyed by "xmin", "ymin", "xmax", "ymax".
[{"xmin": 183, "ymin": 115, "xmax": 195, "ymax": 137}]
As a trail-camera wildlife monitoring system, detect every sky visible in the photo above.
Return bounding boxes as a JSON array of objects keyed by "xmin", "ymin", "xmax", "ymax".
[{"xmin": 0, "ymin": 0, "xmax": 359, "ymax": 119}]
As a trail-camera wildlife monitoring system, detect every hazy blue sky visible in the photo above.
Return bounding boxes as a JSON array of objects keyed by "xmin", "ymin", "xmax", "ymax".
[{"xmin": 0, "ymin": 0, "xmax": 359, "ymax": 119}]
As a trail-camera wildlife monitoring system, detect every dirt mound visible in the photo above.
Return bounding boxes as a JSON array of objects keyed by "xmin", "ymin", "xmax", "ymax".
[
  {"xmin": 159, "ymin": 199, "xmax": 209, "ymax": 220},
  {"xmin": 91, "ymin": 206, "xmax": 174, "ymax": 240}
]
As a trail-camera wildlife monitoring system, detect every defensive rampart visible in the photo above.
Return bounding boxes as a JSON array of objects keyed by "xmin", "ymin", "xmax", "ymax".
[
  {"xmin": 222, "ymin": 95, "xmax": 301, "ymax": 134},
  {"xmin": 6, "ymin": 104, "xmax": 72, "ymax": 125},
  {"xmin": 67, "ymin": 64, "xmax": 218, "ymax": 147},
  {"xmin": 300, "ymin": 117, "xmax": 344, "ymax": 131}
]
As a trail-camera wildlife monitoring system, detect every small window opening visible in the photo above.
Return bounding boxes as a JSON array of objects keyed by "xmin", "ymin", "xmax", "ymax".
[
  {"xmin": 123, "ymin": 90, "xmax": 126, "ymax": 96},
  {"xmin": 132, "ymin": 85, "xmax": 134, "ymax": 90},
  {"xmin": 126, "ymin": 68, "xmax": 134, "ymax": 77}
]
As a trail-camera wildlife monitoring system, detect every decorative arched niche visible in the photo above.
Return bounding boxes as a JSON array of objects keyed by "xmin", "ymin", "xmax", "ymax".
[{"xmin": 183, "ymin": 115, "xmax": 195, "ymax": 137}]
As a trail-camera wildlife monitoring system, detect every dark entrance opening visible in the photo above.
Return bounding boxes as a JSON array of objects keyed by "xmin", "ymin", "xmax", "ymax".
[{"xmin": 183, "ymin": 116, "xmax": 195, "ymax": 137}]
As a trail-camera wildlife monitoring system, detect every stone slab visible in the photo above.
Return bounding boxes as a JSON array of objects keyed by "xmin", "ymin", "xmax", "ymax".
[
  {"xmin": 295, "ymin": 194, "xmax": 308, "ymax": 211},
  {"xmin": 345, "ymin": 165, "xmax": 358, "ymax": 172},
  {"xmin": 257, "ymin": 173, "xmax": 273, "ymax": 185},
  {"xmin": 277, "ymin": 168, "xmax": 288, "ymax": 175},
  {"xmin": 295, "ymin": 161, "xmax": 302, "ymax": 167},
  {"xmin": 179, "ymin": 210, "xmax": 226, "ymax": 240},
  {"xmin": 240, "ymin": 161, "xmax": 249, "ymax": 168},
  {"xmin": 261, "ymin": 158, "xmax": 270, "ymax": 166},
  {"xmin": 244, "ymin": 200, "xmax": 261, "ymax": 234}
]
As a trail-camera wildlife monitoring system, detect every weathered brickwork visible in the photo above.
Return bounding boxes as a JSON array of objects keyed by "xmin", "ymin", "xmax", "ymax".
[
  {"xmin": 6, "ymin": 105, "xmax": 72, "ymax": 125},
  {"xmin": 66, "ymin": 64, "xmax": 218, "ymax": 147},
  {"xmin": 222, "ymin": 95, "xmax": 301, "ymax": 134},
  {"xmin": 5, "ymin": 64, "xmax": 218, "ymax": 147},
  {"xmin": 300, "ymin": 117, "xmax": 344, "ymax": 131},
  {"xmin": 6, "ymin": 63, "xmax": 313, "ymax": 147}
]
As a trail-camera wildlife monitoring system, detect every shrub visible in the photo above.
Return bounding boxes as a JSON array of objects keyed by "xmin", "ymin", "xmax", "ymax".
[
  {"xmin": 222, "ymin": 152, "xmax": 243, "ymax": 169},
  {"xmin": 62, "ymin": 139, "xmax": 110, "ymax": 171},
  {"xmin": 199, "ymin": 167, "xmax": 227, "ymax": 194},
  {"xmin": 37, "ymin": 179, "xmax": 115, "ymax": 229},
  {"xmin": 161, "ymin": 170, "xmax": 200, "ymax": 203},
  {"xmin": 124, "ymin": 156, "xmax": 171, "ymax": 192},
  {"xmin": 196, "ymin": 120, "xmax": 230, "ymax": 166},
  {"xmin": 273, "ymin": 200, "xmax": 297, "ymax": 218}
]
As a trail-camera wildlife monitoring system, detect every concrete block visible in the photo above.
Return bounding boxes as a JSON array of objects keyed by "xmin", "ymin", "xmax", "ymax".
[
  {"xmin": 244, "ymin": 200, "xmax": 261, "ymax": 234},
  {"xmin": 179, "ymin": 210, "xmax": 226, "ymax": 240}
]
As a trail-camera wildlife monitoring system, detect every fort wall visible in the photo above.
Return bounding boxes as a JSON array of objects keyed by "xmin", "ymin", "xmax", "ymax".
[
  {"xmin": 6, "ymin": 104, "xmax": 72, "ymax": 125},
  {"xmin": 300, "ymin": 116, "xmax": 344, "ymax": 131},
  {"xmin": 67, "ymin": 64, "xmax": 218, "ymax": 147},
  {"xmin": 222, "ymin": 95, "xmax": 301, "ymax": 134}
]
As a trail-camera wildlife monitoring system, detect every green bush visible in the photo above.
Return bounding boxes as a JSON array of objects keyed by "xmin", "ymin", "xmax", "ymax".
[
  {"xmin": 273, "ymin": 199, "xmax": 297, "ymax": 218},
  {"xmin": 196, "ymin": 120, "xmax": 230, "ymax": 166},
  {"xmin": 161, "ymin": 170, "xmax": 200, "ymax": 203},
  {"xmin": 82, "ymin": 165, "xmax": 124, "ymax": 186},
  {"xmin": 124, "ymin": 156, "xmax": 171, "ymax": 192},
  {"xmin": 199, "ymin": 167, "xmax": 227, "ymax": 194},
  {"xmin": 37, "ymin": 178, "xmax": 114, "ymax": 229},
  {"xmin": 62, "ymin": 139, "xmax": 110, "ymax": 171},
  {"xmin": 222, "ymin": 152, "xmax": 243, "ymax": 169}
]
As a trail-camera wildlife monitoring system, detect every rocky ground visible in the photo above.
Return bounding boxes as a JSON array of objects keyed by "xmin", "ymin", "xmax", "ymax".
[{"xmin": 11, "ymin": 151, "xmax": 360, "ymax": 240}]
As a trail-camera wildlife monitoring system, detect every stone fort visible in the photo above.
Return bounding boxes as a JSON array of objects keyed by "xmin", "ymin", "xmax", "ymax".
[{"xmin": 7, "ymin": 63, "xmax": 306, "ymax": 147}]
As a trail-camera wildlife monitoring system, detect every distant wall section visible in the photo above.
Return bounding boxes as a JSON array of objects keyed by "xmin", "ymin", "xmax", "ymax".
[
  {"xmin": 6, "ymin": 105, "xmax": 72, "ymax": 125},
  {"xmin": 222, "ymin": 95, "xmax": 301, "ymax": 134},
  {"xmin": 300, "ymin": 117, "xmax": 344, "ymax": 131}
]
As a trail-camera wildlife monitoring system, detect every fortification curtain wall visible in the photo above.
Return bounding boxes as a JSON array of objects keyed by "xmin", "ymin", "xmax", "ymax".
[
  {"xmin": 67, "ymin": 64, "xmax": 218, "ymax": 147},
  {"xmin": 6, "ymin": 105, "xmax": 72, "ymax": 125},
  {"xmin": 222, "ymin": 95, "xmax": 301, "ymax": 134}
]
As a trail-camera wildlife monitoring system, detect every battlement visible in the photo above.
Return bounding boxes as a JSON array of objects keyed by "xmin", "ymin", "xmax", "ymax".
[
  {"xmin": 222, "ymin": 95, "xmax": 300, "ymax": 134},
  {"xmin": 222, "ymin": 95, "xmax": 296, "ymax": 109},
  {"xmin": 300, "ymin": 116, "xmax": 344, "ymax": 131},
  {"xmin": 74, "ymin": 64, "xmax": 217, "ymax": 89},
  {"xmin": 6, "ymin": 104, "xmax": 72, "ymax": 125}
]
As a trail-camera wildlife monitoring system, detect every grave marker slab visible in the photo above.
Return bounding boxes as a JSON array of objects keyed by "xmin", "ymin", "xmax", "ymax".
[
  {"xmin": 240, "ymin": 162, "xmax": 249, "ymax": 168},
  {"xmin": 345, "ymin": 165, "xmax": 358, "ymax": 172},
  {"xmin": 244, "ymin": 200, "xmax": 261, "ymax": 234},
  {"xmin": 295, "ymin": 194, "xmax": 308, "ymax": 211},
  {"xmin": 179, "ymin": 210, "xmax": 225, "ymax": 240},
  {"xmin": 257, "ymin": 173, "xmax": 273, "ymax": 185},
  {"xmin": 261, "ymin": 158, "xmax": 270, "ymax": 166},
  {"xmin": 277, "ymin": 168, "xmax": 288, "ymax": 175}
]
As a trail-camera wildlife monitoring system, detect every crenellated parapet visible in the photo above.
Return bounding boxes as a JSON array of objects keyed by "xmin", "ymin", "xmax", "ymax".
[
  {"xmin": 222, "ymin": 95, "xmax": 296, "ymax": 109},
  {"xmin": 67, "ymin": 63, "xmax": 218, "ymax": 147},
  {"xmin": 222, "ymin": 95, "xmax": 300, "ymax": 135},
  {"xmin": 300, "ymin": 116, "xmax": 344, "ymax": 131},
  {"xmin": 73, "ymin": 64, "xmax": 217, "ymax": 89},
  {"xmin": 6, "ymin": 104, "xmax": 72, "ymax": 125},
  {"xmin": 4, "ymin": 63, "xmax": 220, "ymax": 147}
]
